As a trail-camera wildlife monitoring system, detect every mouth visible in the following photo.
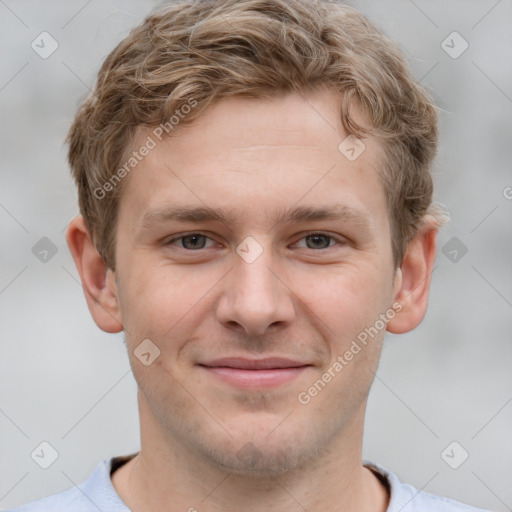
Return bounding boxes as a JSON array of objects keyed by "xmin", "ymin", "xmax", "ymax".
[{"xmin": 198, "ymin": 357, "xmax": 313, "ymax": 388}]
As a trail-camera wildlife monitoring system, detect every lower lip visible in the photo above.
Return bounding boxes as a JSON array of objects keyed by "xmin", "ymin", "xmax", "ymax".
[{"xmin": 200, "ymin": 366, "xmax": 309, "ymax": 388}]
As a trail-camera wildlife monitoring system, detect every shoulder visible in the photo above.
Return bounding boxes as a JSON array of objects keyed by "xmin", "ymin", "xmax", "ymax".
[
  {"xmin": 5, "ymin": 457, "xmax": 131, "ymax": 512},
  {"xmin": 364, "ymin": 461, "xmax": 495, "ymax": 512},
  {"xmin": 6, "ymin": 486, "xmax": 92, "ymax": 512}
]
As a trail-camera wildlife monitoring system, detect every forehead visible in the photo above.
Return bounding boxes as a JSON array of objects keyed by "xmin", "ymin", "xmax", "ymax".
[{"xmin": 117, "ymin": 89, "xmax": 388, "ymax": 233}]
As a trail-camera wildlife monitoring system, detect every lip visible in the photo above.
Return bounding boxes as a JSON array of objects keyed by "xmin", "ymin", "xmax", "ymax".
[
  {"xmin": 200, "ymin": 357, "xmax": 310, "ymax": 370},
  {"xmin": 198, "ymin": 358, "xmax": 312, "ymax": 388}
]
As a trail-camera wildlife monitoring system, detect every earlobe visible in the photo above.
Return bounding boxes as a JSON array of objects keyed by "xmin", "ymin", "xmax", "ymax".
[
  {"xmin": 66, "ymin": 216, "xmax": 123, "ymax": 333},
  {"xmin": 386, "ymin": 217, "xmax": 438, "ymax": 334}
]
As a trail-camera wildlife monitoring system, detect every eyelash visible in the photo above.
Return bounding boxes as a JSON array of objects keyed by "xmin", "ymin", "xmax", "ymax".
[{"xmin": 164, "ymin": 231, "xmax": 346, "ymax": 251}]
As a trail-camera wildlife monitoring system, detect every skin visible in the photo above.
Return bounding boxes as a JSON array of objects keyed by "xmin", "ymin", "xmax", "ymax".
[{"xmin": 67, "ymin": 88, "xmax": 438, "ymax": 511}]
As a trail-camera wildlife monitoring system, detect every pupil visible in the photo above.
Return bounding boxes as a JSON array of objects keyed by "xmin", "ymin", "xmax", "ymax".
[
  {"xmin": 180, "ymin": 234, "xmax": 330, "ymax": 250},
  {"xmin": 183, "ymin": 235, "xmax": 205, "ymax": 249},
  {"xmin": 307, "ymin": 234, "xmax": 330, "ymax": 249}
]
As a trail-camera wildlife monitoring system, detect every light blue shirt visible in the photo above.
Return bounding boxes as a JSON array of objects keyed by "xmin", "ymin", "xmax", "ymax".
[{"xmin": 6, "ymin": 456, "xmax": 494, "ymax": 511}]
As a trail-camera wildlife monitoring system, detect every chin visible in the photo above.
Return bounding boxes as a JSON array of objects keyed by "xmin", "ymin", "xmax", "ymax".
[
  {"xmin": 203, "ymin": 441, "xmax": 316, "ymax": 477},
  {"xmin": 187, "ymin": 418, "xmax": 338, "ymax": 478}
]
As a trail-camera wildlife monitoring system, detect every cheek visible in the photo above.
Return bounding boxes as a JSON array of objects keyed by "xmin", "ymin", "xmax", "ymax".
[
  {"xmin": 119, "ymin": 262, "xmax": 205, "ymax": 341},
  {"xmin": 118, "ymin": 245, "xmax": 393, "ymax": 351},
  {"xmin": 300, "ymin": 262, "xmax": 391, "ymax": 333},
  {"xmin": 303, "ymin": 269, "xmax": 391, "ymax": 402},
  {"xmin": 119, "ymin": 260, "xmax": 245, "ymax": 369}
]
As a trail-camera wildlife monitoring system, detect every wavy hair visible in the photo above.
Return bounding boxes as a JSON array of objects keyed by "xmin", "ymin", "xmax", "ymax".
[{"xmin": 67, "ymin": 0, "xmax": 446, "ymax": 269}]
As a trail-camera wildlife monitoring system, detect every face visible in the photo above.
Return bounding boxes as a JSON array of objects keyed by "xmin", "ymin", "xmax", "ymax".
[{"xmin": 112, "ymin": 89, "xmax": 400, "ymax": 476}]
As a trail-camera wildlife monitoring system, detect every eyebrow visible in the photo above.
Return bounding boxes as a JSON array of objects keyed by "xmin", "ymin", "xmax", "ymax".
[{"xmin": 139, "ymin": 204, "xmax": 371, "ymax": 233}]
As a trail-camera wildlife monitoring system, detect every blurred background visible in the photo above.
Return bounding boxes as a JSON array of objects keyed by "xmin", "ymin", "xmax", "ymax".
[{"xmin": 0, "ymin": 0, "xmax": 511, "ymax": 510}]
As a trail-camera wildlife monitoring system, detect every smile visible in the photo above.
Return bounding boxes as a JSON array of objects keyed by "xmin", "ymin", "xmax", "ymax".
[{"xmin": 198, "ymin": 357, "xmax": 312, "ymax": 388}]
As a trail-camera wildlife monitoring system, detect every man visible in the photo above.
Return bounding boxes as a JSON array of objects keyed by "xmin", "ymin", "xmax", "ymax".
[{"xmin": 9, "ymin": 0, "xmax": 493, "ymax": 510}]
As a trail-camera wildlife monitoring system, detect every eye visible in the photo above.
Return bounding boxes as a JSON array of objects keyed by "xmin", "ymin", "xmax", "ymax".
[
  {"xmin": 165, "ymin": 233, "xmax": 216, "ymax": 250},
  {"xmin": 164, "ymin": 231, "xmax": 345, "ymax": 252},
  {"xmin": 293, "ymin": 232, "xmax": 345, "ymax": 250}
]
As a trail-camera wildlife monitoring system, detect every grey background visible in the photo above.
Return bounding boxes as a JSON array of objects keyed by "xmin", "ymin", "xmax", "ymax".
[{"xmin": 1, "ymin": 0, "xmax": 511, "ymax": 510}]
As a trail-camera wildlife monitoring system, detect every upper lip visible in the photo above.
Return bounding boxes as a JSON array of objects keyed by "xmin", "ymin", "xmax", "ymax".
[{"xmin": 199, "ymin": 357, "xmax": 311, "ymax": 370}]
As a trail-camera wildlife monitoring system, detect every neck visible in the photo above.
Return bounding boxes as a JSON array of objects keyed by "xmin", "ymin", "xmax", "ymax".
[{"xmin": 112, "ymin": 396, "xmax": 389, "ymax": 512}]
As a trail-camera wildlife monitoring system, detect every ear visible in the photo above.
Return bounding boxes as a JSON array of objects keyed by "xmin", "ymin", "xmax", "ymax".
[
  {"xmin": 65, "ymin": 215, "xmax": 123, "ymax": 333},
  {"xmin": 387, "ymin": 216, "xmax": 438, "ymax": 334}
]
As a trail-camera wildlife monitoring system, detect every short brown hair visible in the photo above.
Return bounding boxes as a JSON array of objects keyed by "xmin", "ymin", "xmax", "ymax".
[{"xmin": 67, "ymin": 0, "xmax": 445, "ymax": 270}]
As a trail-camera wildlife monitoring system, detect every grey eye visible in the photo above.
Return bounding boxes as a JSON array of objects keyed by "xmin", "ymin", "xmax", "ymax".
[{"xmin": 179, "ymin": 234, "xmax": 208, "ymax": 250}]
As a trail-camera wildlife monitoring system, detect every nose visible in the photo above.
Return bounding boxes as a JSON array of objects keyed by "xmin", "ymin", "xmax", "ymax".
[{"xmin": 215, "ymin": 241, "xmax": 296, "ymax": 337}]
